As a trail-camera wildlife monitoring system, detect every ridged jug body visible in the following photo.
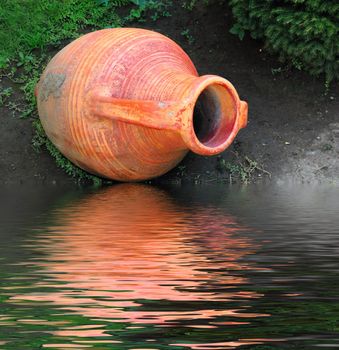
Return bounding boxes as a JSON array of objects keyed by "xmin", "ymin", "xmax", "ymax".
[{"xmin": 36, "ymin": 28, "xmax": 247, "ymax": 181}]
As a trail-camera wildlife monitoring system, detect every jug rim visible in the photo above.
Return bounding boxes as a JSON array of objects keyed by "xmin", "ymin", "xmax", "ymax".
[{"xmin": 181, "ymin": 75, "xmax": 246, "ymax": 156}]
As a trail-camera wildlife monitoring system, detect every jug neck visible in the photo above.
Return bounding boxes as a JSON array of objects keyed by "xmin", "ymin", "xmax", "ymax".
[{"xmin": 179, "ymin": 75, "xmax": 247, "ymax": 156}]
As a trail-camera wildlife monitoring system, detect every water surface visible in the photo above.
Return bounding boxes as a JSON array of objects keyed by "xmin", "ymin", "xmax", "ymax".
[{"xmin": 0, "ymin": 183, "xmax": 339, "ymax": 349}]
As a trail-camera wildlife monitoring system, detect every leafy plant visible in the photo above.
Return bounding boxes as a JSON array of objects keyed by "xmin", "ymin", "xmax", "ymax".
[
  {"xmin": 126, "ymin": 0, "xmax": 172, "ymax": 21},
  {"xmin": 217, "ymin": 154, "xmax": 270, "ymax": 183},
  {"xmin": 229, "ymin": 0, "xmax": 339, "ymax": 83},
  {"xmin": 0, "ymin": 87, "xmax": 12, "ymax": 106},
  {"xmin": 181, "ymin": 28, "xmax": 195, "ymax": 45},
  {"xmin": 182, "ymin": 0, "xmax": 210, "ymax": 11},
  {"xmin": 32, "ymin": 120, "xmax": 104, "ymax": 186}
]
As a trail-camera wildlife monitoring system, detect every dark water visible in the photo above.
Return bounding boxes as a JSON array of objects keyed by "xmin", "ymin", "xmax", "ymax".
[{"xmin": 1, "ymin": 183, "xmax": 339, "ymax": 349}]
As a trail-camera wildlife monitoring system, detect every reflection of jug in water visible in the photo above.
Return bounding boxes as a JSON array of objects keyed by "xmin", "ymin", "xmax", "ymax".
[
  {"xmin": 14, "ymin": 185, "xmax": 262, "ymax": 324},
  {"xmin": 35, "ymin": 28, "xmax": 248, "ymax": 181}
]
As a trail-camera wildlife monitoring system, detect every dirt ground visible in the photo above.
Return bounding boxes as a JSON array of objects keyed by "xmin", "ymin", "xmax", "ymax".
[{"xmin": 1, "ymin": 1, "xmax": 338, "ymax": 186}]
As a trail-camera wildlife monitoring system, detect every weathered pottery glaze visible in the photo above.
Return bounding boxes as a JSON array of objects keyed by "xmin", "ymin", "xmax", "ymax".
[{"xmin": 36, "ymin": 28, "xmax": 248, "ymax": 181}]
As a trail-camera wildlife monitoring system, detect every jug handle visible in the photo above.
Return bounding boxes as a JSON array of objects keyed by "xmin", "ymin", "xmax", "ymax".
[
  {"xmin": 88, "ymin": 87, "xmax": 190, "ymax": 132},
  {"xmin": 239, "ymin": 101, "xmax": 248, "ymax": 130}
]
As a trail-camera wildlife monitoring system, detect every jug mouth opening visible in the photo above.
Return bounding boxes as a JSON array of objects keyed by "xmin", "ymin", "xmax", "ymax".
[{"xmin": 186, "ymin": 77, "xmax": 239, "ymax": 156}]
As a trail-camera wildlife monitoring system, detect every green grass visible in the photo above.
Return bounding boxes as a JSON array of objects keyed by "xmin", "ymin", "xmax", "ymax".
[{"xmin": 0, "ymin": 0, "xmax": 134, "ymax": 69}]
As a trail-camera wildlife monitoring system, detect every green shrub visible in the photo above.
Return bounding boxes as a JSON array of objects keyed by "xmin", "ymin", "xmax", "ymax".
[{"xmin": 229, "ymin": 0, "xmax": 339, "ymax": 82}]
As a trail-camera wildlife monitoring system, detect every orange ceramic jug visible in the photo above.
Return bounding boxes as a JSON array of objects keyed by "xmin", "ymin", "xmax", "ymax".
[{"xmin": 36, "ymin": 28, "xmax": 248, "ymax": 181}]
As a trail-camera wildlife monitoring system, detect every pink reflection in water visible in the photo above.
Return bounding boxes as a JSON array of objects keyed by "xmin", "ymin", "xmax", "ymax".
[
  {"xmin": 171, "ymin": 340, "xmax": 263, "ymax": 349},
  {"xmin": 11, "ymin": 185, "xmax": 268, "ymax": 344}
]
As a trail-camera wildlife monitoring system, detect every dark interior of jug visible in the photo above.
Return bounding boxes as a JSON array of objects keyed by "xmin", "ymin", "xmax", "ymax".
[{"xmin": 193, "ymin": 84, "xmax": 236, "ymax": 148}]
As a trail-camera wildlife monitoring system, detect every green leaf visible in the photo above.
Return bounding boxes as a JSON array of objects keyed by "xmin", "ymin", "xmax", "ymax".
[{"xmin": 230, "ymin": 24, "xmax": 245, "ymax": 40}]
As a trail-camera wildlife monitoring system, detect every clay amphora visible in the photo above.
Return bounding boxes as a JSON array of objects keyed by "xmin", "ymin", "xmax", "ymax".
[{"xmin": 36, "ymin": 28, "xmax": 248, "ymax": 181}]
